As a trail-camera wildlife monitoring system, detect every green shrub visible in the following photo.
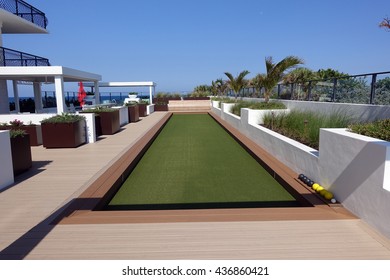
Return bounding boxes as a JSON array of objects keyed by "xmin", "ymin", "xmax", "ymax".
[
  {"xmin": 231, "ymin": 101, "xmax": 286, "ymax": 116},
  {"xmin": 81, "ymin": 107, "xmax": 118, "ymax": 114},
  {"xmin": 41, "ymin": 113, "xmax": 86, "ymax": 124},
  {"xmin": 124, "ymin": 101, "xmax": 138, "ymax": 106},
  {"xmin": 9, "ymin": 129, "xmax": 27, "ymax": 138},
  {"xmin": 263, "ymin": 110, "xmax": 352, "ymax": 149},
  {"xmin": 348, "ymin": 119, "xmax": 390, "ymax": 141}
]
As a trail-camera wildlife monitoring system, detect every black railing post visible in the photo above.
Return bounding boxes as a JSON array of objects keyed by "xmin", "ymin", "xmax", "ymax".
[
  {"xmin": 15, "ymin": 0, "xmax": 19, "ymax": 14},
  {"xmin": 370, "ymin": 74, "xmax": 377, "ymax": 104},
  {"xmin": 332, "ymin": 78, "xmax": 337, "ymax": 102},
  {"xmin": 30, "ymin": 5, "xmax": 34, "ymax": 24},
  {"xmin": 290, "ymin": 83, "xmax": 294, "ymax": 100},
  {"xmin": 1, "ymin": 48, "xmax": 5, "ymax": 66},
  {"xmin": 277, "ymin": 84, "xmax": 281, "ymax": 99},
  {"xmin": 20, "ymin": 52, "xmax": 23, "ymax": 66},
  {"xmin": 307, "ymin": 81, "xmax": 312, "ymax": 101}
]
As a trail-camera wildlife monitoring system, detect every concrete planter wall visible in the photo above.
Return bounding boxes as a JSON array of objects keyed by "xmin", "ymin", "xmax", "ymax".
[
  {"xmin": 211, "ymin": 100, "xmax": 220, "ymax": 108},
  {"xmin": 247, "ymin": 109, "xmax": 290, "ymax": 125},
  {"xmin": 0, "ymin": 130, "xmax": 14, "ymax": 190},
  {"xmin": 319, "ymin": 129, "xmax": 390, "ymax": 237},
  {"xmin": 240, "ymin": 98, "xmax": 390, "ymax": 122},
  {"xmin": 219, "ymin": 104, "xmax": 390, "ymax": 238},
  {"xmin": 147, "ymin": 104, "xmax": 154, "ymax": 115}
]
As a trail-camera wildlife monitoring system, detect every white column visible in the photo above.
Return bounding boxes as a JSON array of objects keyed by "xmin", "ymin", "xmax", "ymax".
[
  {"xmin": 54, "ymin": 76, "xmax": 66, "ymax": 114},
  {"xmin": 0, "ymin": 80, "xmax": 9, "ymax": 114},
  {"xmin": 94, "ymin": 81, "xmax": 100, "ymax": 104},
  {"xmin": 12, "ymin": 80, "xmax": 20, "ymax": 113},
  {"xmin": 33, "ymin": 82, "xmax": 43, "ymax": 112},
  {"xmin": 149, "ymin": 86, "xmax": 153, "ymax": 104}
]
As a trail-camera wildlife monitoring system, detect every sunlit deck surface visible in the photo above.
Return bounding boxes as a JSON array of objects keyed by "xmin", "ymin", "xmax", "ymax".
[{"xmin": 0, "ymin": 111, "xmax": 390, "ymax": 259}]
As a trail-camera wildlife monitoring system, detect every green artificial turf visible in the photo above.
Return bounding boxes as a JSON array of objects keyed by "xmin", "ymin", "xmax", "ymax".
[{"xmin": 108, "ymin": 114, "xmax": 297, "ymax": 208}]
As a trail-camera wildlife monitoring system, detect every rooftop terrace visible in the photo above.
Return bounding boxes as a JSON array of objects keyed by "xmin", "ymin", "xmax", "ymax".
[{"xmin": 0, "ymin": 112, "xmax": 389, "ymax": 259}]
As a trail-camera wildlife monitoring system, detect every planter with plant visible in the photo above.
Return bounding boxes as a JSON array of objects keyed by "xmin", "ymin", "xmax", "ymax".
[
  {"xmin": 154, "ymin": 99, "xmax": 168, "ymax": 111},
  {"xmin": 138, "ymin": 100, "xmax": 149, "ymax": 117},
  {"xmin": 231, "ymin": 101, "xmax": 286, "ymax": 116},
  {"xmin": 348, "ymin": 119, "xmax": 390, "ymax": 142},
  {"xmin": 41, "ymin": 113, "xmax": 86, "ymax": 148},
  {"xmin": 124, "ymin": 102, "xmax": 139, "ymax": 122},
  {"xmin": 9, "ymin": 129, "xmax": 32, "ymax": 175},
  {"xmin": 82, "ymin": 107, "xmax": 120, "ymax": 135},
  {"xmin": 0, "ymin": 119, "xmax": 42, "ymax": 146},
  {"xmin": 262, "ymin": 110, "xmax": 352, "ymax": 150}
]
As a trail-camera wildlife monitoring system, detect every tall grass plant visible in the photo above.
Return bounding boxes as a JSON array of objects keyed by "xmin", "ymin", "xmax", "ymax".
[{"xmin": 263, "ymin": 110, "xmax": 352, "ymax": 149}]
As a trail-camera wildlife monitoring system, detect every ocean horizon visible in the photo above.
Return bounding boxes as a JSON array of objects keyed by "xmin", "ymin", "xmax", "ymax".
[{"xmin": 8, "ymin": 93, "xmax": 151, "ymax": 104}]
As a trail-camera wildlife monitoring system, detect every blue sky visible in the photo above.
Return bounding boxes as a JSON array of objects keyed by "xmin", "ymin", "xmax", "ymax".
[{"xmin": 3, "ymin": 0, "xmax": 390, "ymax": 93}]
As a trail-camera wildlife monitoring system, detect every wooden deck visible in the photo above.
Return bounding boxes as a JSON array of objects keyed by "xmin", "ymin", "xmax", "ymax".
[{"xmin": 0, "ymin": 111, "xmax": 390, "ymax": 259}]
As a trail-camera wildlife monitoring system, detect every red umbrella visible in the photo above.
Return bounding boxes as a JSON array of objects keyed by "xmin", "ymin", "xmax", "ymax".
[{"xmin": 78, "ymin": 81, "xmax": 87, "ymax": 106}]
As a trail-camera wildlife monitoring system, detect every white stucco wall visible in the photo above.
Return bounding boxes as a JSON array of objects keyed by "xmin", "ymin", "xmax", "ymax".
[
  {"xmin": 0, "ymin": 130, "xmax": 14, "ymax": 190},
  {"xmin": 147, "ymin": 104, "xmax": 155, "ymax": 115},
  {"xmin": 240, "ymin": 98, "xmax": 390, "ymax": 122},
  {"xmin": 319, "ymin": 129, "xmax": 390, "ymax": 237},
  {"xmin": 219, "ymin": 106, "xmax": 390, "ymax": 238}
]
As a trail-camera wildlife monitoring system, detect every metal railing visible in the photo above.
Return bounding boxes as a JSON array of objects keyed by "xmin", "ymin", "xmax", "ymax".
[
  {"xmin": 0, "ymin": 46, "xmax": 50, "ymax": 66},
  {"xmin": 0, "ymin": 0, "xmax": 48, "ymax": 29},
  {"xmin": 277, "ymin": 71, "xmax": 390, "ymax": 105},
  {"xmin": 227, "ymin": 71, "xmax": 390, "ymax": 105}
]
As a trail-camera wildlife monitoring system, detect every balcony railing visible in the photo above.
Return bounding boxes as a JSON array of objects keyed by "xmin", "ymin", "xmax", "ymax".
[
  {"xmin": 0, "ymin": 47, "xmax": 50, "ymax": 66},
  {"xmin": 0, "ymin": 0, "xmax": 48, "ymax": 29}
]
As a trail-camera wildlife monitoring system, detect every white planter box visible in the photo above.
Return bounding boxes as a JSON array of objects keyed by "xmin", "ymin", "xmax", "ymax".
[
  {"xmin": 112, "ymin": 106, "xmax": 129, "ymax": 126},
  {"xmin": 0, "ymin": 130, "xmax": 14, "ymax": 190},
  {"xmin": 319, "ymin": 128, "xmax": 390, "ymax": 237},
  {"xmin": 211, "ymin": 100, "xmax": 220, "ymax": 108},
  {"xmin": 220, "ymin": 106, "xmax": 390, "ymax": 238},
  {"xmin": 242, "ymin": 108, "xmax": 290, "ymax": 125},
  {"xmin": 147, "ymin": 104, "xmax": 155, "ymax": 115}
]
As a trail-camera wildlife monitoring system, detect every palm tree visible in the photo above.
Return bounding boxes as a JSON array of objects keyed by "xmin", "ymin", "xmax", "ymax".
[
  {"xmin": 211, "ymin": 80, "xmax": 219, "ymax": 96},
  {"xmin": 379, "ymin": 17, "xmax": 390, "ymax": 30},
  {"xmin": 261, "ymin": 56, "xmax": 304, "ymax": 102},
  {"xmin": 250, "ymin": 74, "xmax": 265, "ymax": 97},
  {"xmin": 282, "ymin": 68, "xmax": 316, "ymax": 100},
  {"xmin": 224, "ymin": 70, "xmax": 250, "ymax": 100},
  {"xmin": 215, "ymin": 78, "xmax": 228, "ymax": 96}
]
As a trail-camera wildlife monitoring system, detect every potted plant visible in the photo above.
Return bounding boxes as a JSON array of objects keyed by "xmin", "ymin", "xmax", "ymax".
[
  {"xmin": 5, "ymin": 119, "xmax": 42, "ymax": 146},
  {"xmin": 154, "ymin": 98, "xmax": 169, "ymax": 111},
  {"xmin": 124, "ymin": 101, "xmax": 140, "ymax": 123},
  {"xmin": 82, "ymin": 107, "xmax": 120, "ymax": 135},
  {"xmin": 41, "ymin": 113, "xmax": 86, "ymax": 148},
  {"xmin": 138, "ymin": 100, "xmax": 149, "ymax": 117},
  {"xmin": 9, "ymin": 129, "xmax": 32, "ymax": 175}
]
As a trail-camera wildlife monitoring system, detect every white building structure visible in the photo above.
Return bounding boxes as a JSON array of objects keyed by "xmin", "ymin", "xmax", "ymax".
[
  {"xmin": 0, "ymin": 1, "xmax": 101, "ymax": 114},
  {"xmin": 84, "ymin": 81, "xmax": 157, "ymax": 105}
]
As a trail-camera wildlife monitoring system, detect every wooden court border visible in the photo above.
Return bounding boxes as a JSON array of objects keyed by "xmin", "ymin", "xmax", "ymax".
[{"xmin": 54, "ymin": 111, "xmax": 356, "ymax": 225}]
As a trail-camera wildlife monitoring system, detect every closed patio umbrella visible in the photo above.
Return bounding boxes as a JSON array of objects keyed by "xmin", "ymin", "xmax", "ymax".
[{"xmin": 78, "ymin": 81, "xmax": 87, "ymax": 106}]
